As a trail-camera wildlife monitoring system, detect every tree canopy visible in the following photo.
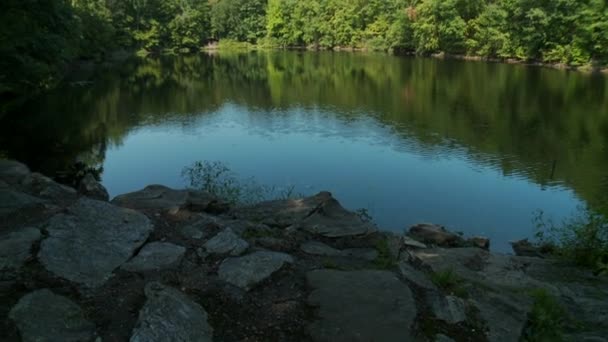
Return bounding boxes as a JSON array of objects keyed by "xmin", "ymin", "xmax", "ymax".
[{"xmin": 1, "ymin": 0, "xmax": 607, "ymax": 112}]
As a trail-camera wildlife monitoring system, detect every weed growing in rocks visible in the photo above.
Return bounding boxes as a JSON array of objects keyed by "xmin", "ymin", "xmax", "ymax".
[
  {"xmin": 523, "ymin": 288, "xmax": 567, "ymax": 341},
  {"xmin": 182, "ymin": 161, "xmax": 305, "ymax": 205},
  {"xmin": 534, "ymin": 207, "xmax": 608, "ymax": 274},
  {"xmin": 373, "ymin": 238, "xmax": 396, "ymax": 270},
  {"xmin": 430, "ymin": 269, "xmax": 468, "ymax": 298}
]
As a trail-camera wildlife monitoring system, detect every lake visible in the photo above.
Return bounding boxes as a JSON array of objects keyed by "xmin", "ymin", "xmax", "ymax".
[{"xmin": 2, "ymin": 51, "xmax": 607, "ymax": 252}]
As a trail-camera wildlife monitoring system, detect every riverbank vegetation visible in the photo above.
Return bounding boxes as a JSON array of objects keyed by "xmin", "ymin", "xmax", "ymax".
[
  {"xmin": 535, "ymin": 207, "xmax": 608, "ymax": 275},
  {"xmin": 2, "ymin": 0, "xmax": 607, "ymax": 112}
]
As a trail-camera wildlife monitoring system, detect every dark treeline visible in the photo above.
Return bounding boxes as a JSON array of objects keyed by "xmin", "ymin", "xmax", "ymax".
[{"xmin": 1, "ymin": 0, "xmax": 607, "ymax": 112}]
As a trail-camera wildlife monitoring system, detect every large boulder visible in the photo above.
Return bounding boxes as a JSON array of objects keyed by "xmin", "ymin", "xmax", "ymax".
[
  {"xmin": 21, "ymin": 172, "xmax": 77, "ymax": 204},
  {"xmin": 78, "ymin": 173, "xmax": 109, "ymax": 201},
  {"xmin": 130, "ymin": 282, "xmax": 213, "ymax": 342},
  {"xmin": 234, "ymin": 192, "xmax": 376, "ymax": 237},
  {"xmin": 306, "ymin": 270, "xmax": 417, "ymax": 342},
  {"xmin": 9, "ymin": 289, "xmax": 97, "ymax": 342},
  {"xmin": 0, "ymin": 227, "xmax": 41, "ymax": 275},
  {"xmin": 0, "ymin": 189, "xmax": 45, "ymax": 217},
  {"xmin": 112, "ymin": 185, "xmax": 226, "ymax": 213},
  {"xmin": 122, "ymin": 242, "xmax": 186, "ymax": 272},
  {"xmin": 218, "ymin": 251, "xmax": 293, "ymax": 290},
  {"xmin": 0, "ymin": 160, "xmax": 30, "ymax": 185},
  {"xmin": 38, "ymin": 198, "xmax": 153, "ymax": 287}
]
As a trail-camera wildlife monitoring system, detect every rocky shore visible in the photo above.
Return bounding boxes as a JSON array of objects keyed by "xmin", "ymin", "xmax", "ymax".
[{"xmin": 1, "ymin": 159, "xmax": 607, "ymax": 341}]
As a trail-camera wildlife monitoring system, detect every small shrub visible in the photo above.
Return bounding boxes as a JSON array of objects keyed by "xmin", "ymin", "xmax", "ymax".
[
  {"xmin": 431, "ymin": 269, "xmax": 467, "ymax": 297},
  {"xmin": 182, "ymin": 160, "xmax": 305, "ymax": 205},
  {"xmin": 374, "ymin": 238, "xmax": 396, "ymax": 269},
  {"xmin": 533, "ymin": 207, "xmax": 608, "ymax": 272},
  {"xmin": 321, "ymin": 258, "xmax": 339, "ymax": 269},
  {"xmin": 523, "ymin": 288, "xmax": 567, "ymax": 341},
  {"xmin": 355, "ymin": 208, "xmax": 373, "ymax": 223}
]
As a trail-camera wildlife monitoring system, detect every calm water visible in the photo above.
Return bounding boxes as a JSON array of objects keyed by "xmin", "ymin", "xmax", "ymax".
[{"xmin": 2, "ymin": 52, "xmax": 608, "ymax": 252}]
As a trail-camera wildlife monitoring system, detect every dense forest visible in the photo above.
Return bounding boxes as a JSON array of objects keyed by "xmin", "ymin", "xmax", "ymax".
[{"xmin": 1, "ymin": 0, "xmax": 608, "ymax": 111}]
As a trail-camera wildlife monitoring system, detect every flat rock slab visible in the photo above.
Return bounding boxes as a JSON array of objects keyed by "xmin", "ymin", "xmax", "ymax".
[
  {"xmin": 218, "ymin": 251, "xmax": 293, "ymax": 290},
  {"xmin": 9, "ymin": 289, "xmax": 97, "ymax": 342},
  {"xmin": 306, "ymin": 270, "xmax": 416, "ymax": 342},
  {"xmin": 38, "ymin": 198, "xmax": 153, "ymax": 287},
  {"xmin": 112, "ymin": 185, "xmax": 225, "ymax": 213},
  {"xmin": 301, "ymin": 241, "xmax": 378, "ymax": 261},
  {"xmin": 0, "ymin": 227, "xmax": 41, "ymax": 272},
  {"xmin": 300, "ymin": 241, "xmax": 343, "ymax": 256},
  {"xmin": 204, "ymin": 228, "xmax": 249, "ymax": 256},
  {"xmin": 130, "ymin": 282, "xmax": 213, "ymax": 342},
  {"xmin": 122, "ymin": 242, "xmax": 186, "ymax": 272}
]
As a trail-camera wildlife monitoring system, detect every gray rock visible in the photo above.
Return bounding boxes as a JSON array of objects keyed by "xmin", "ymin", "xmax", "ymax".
[
  {"xmin": 112, "ymin": 185, "xmax": 225, "ymax": 213},
  {"xmin": 510, "ymin": 239, "xmax": 544, "ymax": 257},
  {"xmin": 234, "ymin": 192, "xmax": 376, "ymax": 237},
  {"xmin": 255, "ymin": 237, "xmax": 292, "ymax": 251},
  {"xmin": 300, "ymin": 241, "xmax": 343, "ymax": 256},
  {"xmin": 122, "ymin": 242, "xmax": 186, "ymax": 272},
  {"xmin": 410, "ymin": 248, "xmax": 537, "ymax": 341},
  {"xmin": 306, "ymin": 270, "xmax": 416, "ymax": 342},
  {"xmin": 471, "ymin": 291, "xmax": 529, "ymax": 342},
  {"xmin": 301, "ymin": 241, "xmax": 378, "ymax": 261},
  {"xmin": 429, "ymin": 294, "xmax": 467, "ymax": 324},
  {"xmin": 0, "ymin": 159, "xmax": 30, "ymax": 185},
  {"xmin": 0, "ymin": 227, "xmax": 41, "ymax": 272},
  {"xmin": 468, "ymin": 236, "xmax": 490, "ymax": 250},
  {"xmin": 398, "ymin": 261, "xmax": 437, "ymax": 290},
  {"xmin": 204, "ymin": 228, "xmax": 249, "ymax": 256},
  {"xmin": 298, "ymin": 197, "xmax": 377, "ymax": 237},
  {"xmin": 130, "ymin": 282, "xmax": 213, "ymax": 342},
  {"xmin": 38, "ymin": 198, "xmax": 153, "ymax": 287},
  {"xmin": 341, "ymin": 248, "xmax": 378, "ymax": 261},
  {"xmin": 403, "ymin": 236, "xmax": 428, "ymax": 249},
  {"xmin": 9, "ymin": 289, "xmax": 97, "ymax": 342},
  {"xmin": 232, "ymin": 191, "xmax": 334, "ymax": 227},
  {"xmin": 78, "ymin": 173, "xmax": 109, "ymax": 201},
  {"xmin": 408, "ymin": 224, "xmax": 462, "ymax": 247},
  {"xmin": 435, "ymin": 334, "xmax": 456, "ymax": 342},
  {"xmin": 0, "ymin": 189, "xmax": 45, "ymax": 217},
  {"xmin": 218, "ymin": 251, "xmax": 293, "ymax": 290},
  {"xmin": 21, "ymin": 172, "xmax": 77, "ymax": 203},
  {"xmin": 179, "ymin": 214, "xmax": 220, "ymax": 239}
]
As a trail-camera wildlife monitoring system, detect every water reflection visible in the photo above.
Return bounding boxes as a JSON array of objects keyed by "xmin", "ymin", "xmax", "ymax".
[{"xmin": 1, "ymin": 52, "xmax": 607, "ymax": 251}]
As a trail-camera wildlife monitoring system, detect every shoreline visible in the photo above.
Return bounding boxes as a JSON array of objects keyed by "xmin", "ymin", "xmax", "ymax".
[
  {"xmin": 201, "ymin": 42, "xmax": 608, "ymax": 75},
  {"xmin": 1, "ymin": 159, "xmax": 607, "ymax": 341}
]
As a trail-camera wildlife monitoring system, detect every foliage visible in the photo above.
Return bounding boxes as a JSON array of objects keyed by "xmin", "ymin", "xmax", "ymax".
[
  {"xmin": 534, "ymin": 207, "xmax": 608, "ymax": 273},
  {"xmin": 373, "ymin": 238, "xmax": 396, "ymax": 269},
  {"xmin": 182, "ymin": 160, "xmax": 304, "ymax": 205},
  {"xmin": 430, "ymin": 269, "xmax": 468, "ymax": 297},
  {"xmin": 523, "ymin": 288, "xmax": 567, "ymax": 341},
  {"xmin": 3, "ymin": 0, "xmax": 608, "ymax": 110}
]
